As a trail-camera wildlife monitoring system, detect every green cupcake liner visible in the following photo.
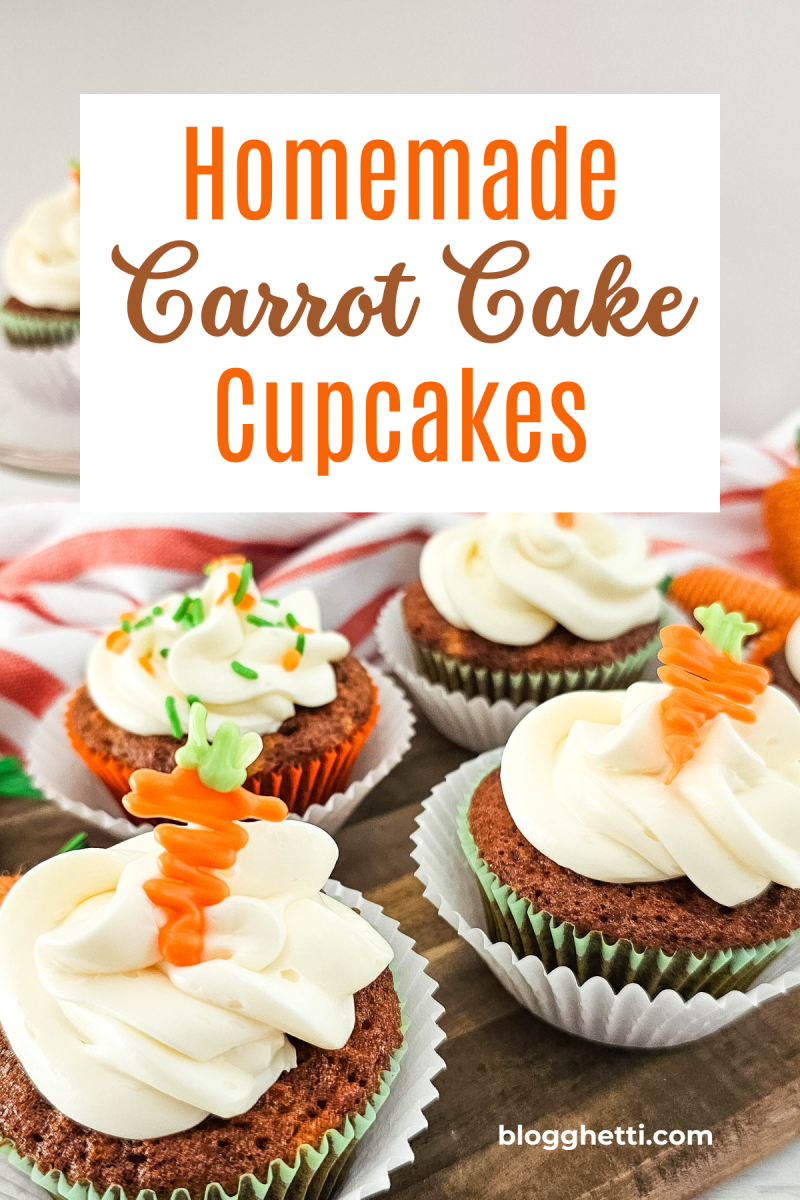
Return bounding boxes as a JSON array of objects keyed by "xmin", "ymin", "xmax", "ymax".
[
  {"xmin": 0, "ymin": 305, "xmax": 80, "ymax": 348},
  {"xmin": 0, "ymin": 998, "xmax": 406, "ymax": 1200},
  {"xmin": 409, "ymin": 627, "xmax": 662, "ymax": 706},
  {"xmin": 457, "ymin": 787, "xmax": 800, "ymax": 1000}
]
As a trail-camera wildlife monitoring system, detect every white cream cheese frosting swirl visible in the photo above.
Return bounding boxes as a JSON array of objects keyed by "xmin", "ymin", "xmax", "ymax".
[
  {"xmin": 419, "ymin": 513, "xmax": 662, "ymax": 645},
  {"xmin": 88, "ymin": 563, "xmax": 350, "ymax": 737},
  {"xmin": 0, "ymin": 820, "xmax": 393, "ymax": 1138},
  {"xmin": 501, "ymin": 681, "xmax": 800, "ymax": 907},
  {"xmin": 784, "ymin": 618, "xmax": 800, "ymax": 684},
  {"xmin": 5, "ymin": 183, "xmax": 80, "ymax": 310}
]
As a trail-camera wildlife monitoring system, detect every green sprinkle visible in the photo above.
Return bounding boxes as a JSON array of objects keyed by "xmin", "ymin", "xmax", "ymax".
[
  {"xmin": 152, "ymin": 606, "xmax": 163, "ymax": 616},
  {"xmin": 262, "ymin": 597, "xmax": 280, "ymax": 606},
  {"xmin": 120, "ymin": 619, "xmax": 131, "ymax": 633},
  {"xmin": 247, "ymin": 614, "xmax": 274, "ymax": 627},
  {"xmin": 657, "ymin": 574, "xmax": 674, "ymax": 595},
  {"xmin": 187, "ymin": 694, "xmax": 200, "ymax": 706},
  {"xmin": 231, "ymin": 660, "xmax": 258, "ymax": 680},
  {"xmin": 286, "ymin": 612, "xmax": 298, "ymax": 629},
  {"xmin": 165, "ymin": 695, "xmax": 183, "ymax": 739},
  {"xmin": 56, "ymin": 832, "xmax": 88, "ymax": 854},
  {"xmin": 173, "ymin": 595, "xmax": 191, "ymax": 622},
  {"xmin": 233, "ymin": 562, "xmax": 253, "ymax": 606},
  {"xmin": 159, "ymin": 647, "xmax": 170, "ymax": 657},
  {"xmin": 133, "ymin": 615, "xmax": 153, "ymax": 630},
  {"xmin": 295, "ymin": 632, "xmax": 305, "ymax": 655},
  {"xmin": 191, "ymin": 597, "xmax": 204, "ymax": 625}
]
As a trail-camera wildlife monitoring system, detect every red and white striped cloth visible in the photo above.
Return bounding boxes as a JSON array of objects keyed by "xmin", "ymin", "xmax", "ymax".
[{"xmin": 0, "ymin": 414, "xmax": 797, "ymax": 761}]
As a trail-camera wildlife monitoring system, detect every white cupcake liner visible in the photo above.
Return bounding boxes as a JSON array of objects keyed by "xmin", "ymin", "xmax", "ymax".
[
  {"xmin": 0, "ymin": 879, "xmax": 445, "ymax": 1200},
  {"xmin": 411, "ymin": 748, "xmax": 800, "ymax": 1049},
  {"xmin": 375, "ymin": 591, "xmax": 535, "ymax": 752},
  {"xmin": 28, "ymin": 664, "xmax": 414, "ymax": 839}
]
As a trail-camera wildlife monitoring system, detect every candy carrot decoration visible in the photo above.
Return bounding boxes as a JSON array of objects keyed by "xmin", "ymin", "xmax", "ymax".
[
  {"xmin": 668, "ymin": 567, "xmax": 800, "ymax": 664},
  {"xmin": 124, "ymin": 704, "xmax": 286, "ymax": 967},
  {"xmin": 555, "ymin": 513, "xmax": 575, "ymax": 529},
  {"xmin": 658, "ymin": 604, "xmax": 770, "ymax": 784},
  {"xmin": 764, "ymin": 432, "xmax": 800, "ymax": 589}
]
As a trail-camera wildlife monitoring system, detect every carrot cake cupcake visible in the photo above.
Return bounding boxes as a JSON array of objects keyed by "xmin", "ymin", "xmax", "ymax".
[
  {"xmin": 404, "ymin": 512, "xmax": 663, "ymax": 704},
  {"xmin": 1, "ymin": 164, "xmax": 80, "ymax": 348},
  {"xmin": 0, "ymin": 710, "xmax": 403, "ymax": 1200},
  {"xmin": 67, "ymin": 556, "xmax": 378, "ymax": 816},
  {"xmin": 460, "ymin": 605, "xmax": 800, "ymax": 998}
]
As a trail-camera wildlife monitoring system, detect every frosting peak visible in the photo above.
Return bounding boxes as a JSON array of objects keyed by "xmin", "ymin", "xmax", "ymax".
[
  {"xmin": 4, "ymin": 182, "xmax": 80, "ymax": 311},
  {"xmin": 420, "ymin": 513, "xmax": 661, "ymax": 645},
  {"xmin": 0, "ymin": 821, "xmax": 393, "ymax": 1138},
  {"xmin": 501, "ymin": 681, "xmax": 800, "ymax": 906},
  {"xmin": 87, "ymin": 564, "xmax": 350, "ymax": 737}
]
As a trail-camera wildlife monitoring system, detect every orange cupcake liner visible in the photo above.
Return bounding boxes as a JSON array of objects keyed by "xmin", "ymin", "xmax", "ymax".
[
  {"xmin": 65, "ymin": 684, "xmax": 380, "ymax": 822},
  {"xmin": 247, "ymin": 684, "xmax": 380, "ymax": 815}
]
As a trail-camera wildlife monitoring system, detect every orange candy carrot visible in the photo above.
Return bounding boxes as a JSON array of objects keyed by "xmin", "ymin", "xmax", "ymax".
[
  {"xmin": 658, "ymin": 606, "xmax": 769, "ymax": 784},
  {"xmin": 555, "ymin": 512, "xmax": 575, "ymax": 528},
  {"xmin": 124, "ymin": 705, "xmax": 285, "ymax": 967},
  {"xmin": 668, "ymin": 567, "xmax": 800, "ymax": 664},
  {"xmin": 764, "ymin": 455, "xmax": 800, "ymax": 590}
]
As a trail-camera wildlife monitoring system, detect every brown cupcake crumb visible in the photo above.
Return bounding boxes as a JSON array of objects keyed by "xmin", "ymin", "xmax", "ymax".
[
  {"xmin": 402, "ymin": 579, "xmax": 659, "ymax": 673},
  {"xmin": 469, "ymin": 767, "xmax": 800, "ymax": 954},
  {"xmin": 0, "ymin": 968, "xmax": 402, "ymax": 1200},
  {"xmin": 71, "ymin": 655, "xmax": 374, "ymax": 783},
  {"xmin": 766, "ymin": 648, "xmax": 800, "ymax": 705},
  {"xmin": 3, "ymin": 296, "xmax": 80, "ymax": 320}
]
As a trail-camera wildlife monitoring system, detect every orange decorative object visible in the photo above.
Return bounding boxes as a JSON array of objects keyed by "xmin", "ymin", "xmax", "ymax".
[
  {"xmin": 0, "ymin": 874, "xmax": 19, "ymax": 904},
  {"xmin": 658, "ymin": 624, "xmax": 769, "ymax": 785},
  {"xmin": 764, "ymin": 464, "xmax": 800, "ymax": 590},
  {"xmin": 281, "ymin": 648, "xmax": 302, "ymax": 672},
  {"xmin": 124, "ymin": 760, "xmax": 287, "ymax": 968},
  {"xmin": 668, "ymin": 567, "xmax": 800, "ymax": 664},
  {"xmin": 106, "ymin": 629, "xmax": 130, "ymax": 654},
  {"xmin": 205, "ymin": 554, "xmax": 246, "ymax": 576},
  {"xmin": 555, "ymin": 513, "xmax": 575, "ymax": 528},
  {"xmin": 237, "ymin": 593, "xmax": 256, "ymax": 611},
  {"xmin": 215, "ymin": 571, "xmax": 240, "ymax": 605},
  {"xmin": 139, "ymin": 654, "xmax": 154, "ymax": 675}
]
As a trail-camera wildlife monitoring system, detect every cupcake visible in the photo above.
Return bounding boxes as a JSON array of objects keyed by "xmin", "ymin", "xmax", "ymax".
[
  {"xmin": 0, "ymin": 708, "xmax": 404, "ymax": 1200},
  {"xmin": 459, "ymin": 605, "xmax": 800, "ymax": 1000},
  {"xmin": 1, "ymin": 163, "xmax": 80, "ymax": 348},
  {"xmin": 66, "ymin": 556, "xmax": 379, "ymax": 817},
  {"xmin": 403, "ymin": 512, "xmax": 663, "ymax": 705}
]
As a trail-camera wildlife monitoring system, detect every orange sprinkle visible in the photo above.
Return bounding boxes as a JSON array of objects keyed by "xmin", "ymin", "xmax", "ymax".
[
  {"xmin": 0, "ymin": 875, "xmax": 20, "ymax": 905},
  {"xmin": 658, "ymin": 624, "xmax": 769, "ymax": 784},
  {"xmin": 281, "ymin": 648, "xmax": 302, "ymax": 671},
  {"xmin": 555, "ymin": 513, "xmax": 574, "ymax": 529},
  {"xmin": 206, "ymin": 554, "xmax": 246, "ymax": 576},
  {"xmin": 668, "ymin": 567, "xmax": 800, "ymax": 664},
  {"xmin": 124, "ymin": 768, "xmax": 287, "ymax": 966},
  {"xmin": 216, "ymin": 571, "xmax": 239, "ymax": 605},
  {"xmin": 106, "ymin": 629, "xmax": 130, "ymax": 654},
  {"xmin": 119, "ymin": 611, "xmax": 136, "ymax": 623},
  {"xmin": 139, "ymin": 654, "xmax": 154, "ymax": 676},
  {"xmin": 237, "ymin": 593, "xmax": 255, "ymax": 611}
]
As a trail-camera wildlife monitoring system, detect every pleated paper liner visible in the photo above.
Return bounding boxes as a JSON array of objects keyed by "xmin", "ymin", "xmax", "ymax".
[
  {"xmin": 0, "ymin": 1043, "xmax": 403, "ymax": 1200},
  {"xmin": 0, "ymin": 308, "xmax": 80, "ymax": 349},
  {"xmin": 409, "ymin": 629, "xmax": 662, "ymax": 706},
  {"xmin": 457, "ymin": 790, "xmax": 799, "ymax": 1001},
  {"xmin": 64, "ymin": 686, "xmax": 380, "ymax": 822},
  {"xmin": 0, "ymin": 879, "xmax": 446, "ymax": 1200}
]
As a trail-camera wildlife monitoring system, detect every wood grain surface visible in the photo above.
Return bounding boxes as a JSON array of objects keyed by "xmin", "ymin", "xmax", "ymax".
[{"xmin": 3, "ymin": 688, "xmax": 800, "ymax": 1200}]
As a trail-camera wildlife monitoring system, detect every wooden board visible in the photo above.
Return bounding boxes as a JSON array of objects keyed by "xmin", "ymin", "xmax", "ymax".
[{"xmin": 3, "ymin": 691, "xmax": 800, "ymax": 1200}]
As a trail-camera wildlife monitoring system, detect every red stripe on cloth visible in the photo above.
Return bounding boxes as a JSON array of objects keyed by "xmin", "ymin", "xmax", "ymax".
[
  {"xmin": 6, "ymin": 591, "xmax": 70, "ymax": 628},
  {"xmin": 0, "ymin": 732, "xmax": 22, "ymax": 759},
  {"xmin": 0, "ymin": 529, "xmax": 310, "ymax": 590},
  {"xmin": 729, "ymin": 547, "xmax": 780, "ymax": 580},
  {"xmin": 648, "ymin": 538, "xmax": 692, "ymax": 556},
  {"xmin": 0, "ymin": 649, "xmax": 66, "ymax": 718},
  {"xmin": 265, "ymin": 530, "xmax": 429, "ymax": 588},
  {"xmin": 719, "ymin": 488, "xmax": 766, "ymax": 506},
  {"xmin": 337, "ymin": 587, "xmax": 399, "ymax": 649}
]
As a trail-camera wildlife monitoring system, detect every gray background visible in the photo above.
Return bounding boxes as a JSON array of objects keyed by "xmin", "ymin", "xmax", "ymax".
[{"xmin": 1, "ymin": 0, "xmax": 798, "ymax": 437}]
